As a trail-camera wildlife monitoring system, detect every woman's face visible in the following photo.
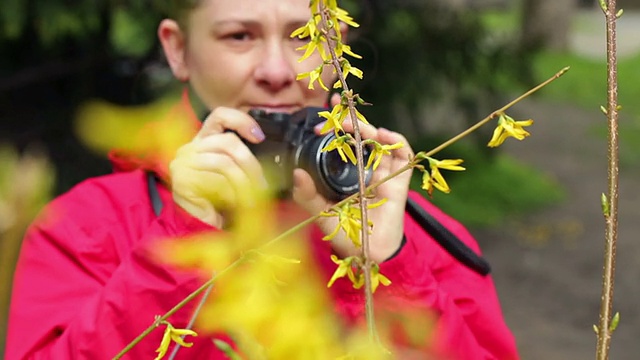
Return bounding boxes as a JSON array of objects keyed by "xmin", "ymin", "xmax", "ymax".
[{"xmin": 161, "ymin": 0, "xmax": 338, "ymax": 114}]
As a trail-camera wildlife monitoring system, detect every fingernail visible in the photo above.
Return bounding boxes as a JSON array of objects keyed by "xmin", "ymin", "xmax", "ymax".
[{"xmin": 251, "ymin": 126, "xmax": 265, "ymax": 142}]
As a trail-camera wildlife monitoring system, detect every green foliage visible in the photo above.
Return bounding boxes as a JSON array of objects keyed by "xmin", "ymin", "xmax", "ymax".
[
  {"xmin": 0, "ymin": 0, "xmax": 165, "ymax": 55},
  {"xmin": 110, "ymin": 7, "xmax": 158, "ymax": 57},
  {"xmin": 410, "ymin": 137, "xmax": 565, "ymax": 228},
  {"xmin": 0, "ymin": 0, "xmax": 27, "ymax": 39},
  {"xmin": 348, "ymin": 1, "xmax": 534, "ymax": 143}
]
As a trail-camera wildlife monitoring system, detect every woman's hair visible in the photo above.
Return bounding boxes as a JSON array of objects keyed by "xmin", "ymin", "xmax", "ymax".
[{"xmin": 168, "ymin": 0, "xmax": 202, "ymax": 27}]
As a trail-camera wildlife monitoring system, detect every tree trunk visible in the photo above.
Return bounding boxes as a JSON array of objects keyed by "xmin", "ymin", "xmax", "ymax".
[{"xmin": 521, "ymin": 0, "xmax": 577, "ymax": 51}]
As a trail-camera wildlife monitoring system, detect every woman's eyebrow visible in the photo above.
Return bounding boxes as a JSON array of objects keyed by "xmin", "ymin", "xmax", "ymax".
[
  {"xmin": 210, "ymin": 19, "xmax": 309, "ymax": 29},
  {"xmin": 210, "ymin": 19, "xmax": 260, "ymax": 28}
]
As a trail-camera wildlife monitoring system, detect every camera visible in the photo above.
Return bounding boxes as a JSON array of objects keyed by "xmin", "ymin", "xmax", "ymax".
[{"xmin": 246, "ymin": 107, "xmax": 372, "ymax": 201}]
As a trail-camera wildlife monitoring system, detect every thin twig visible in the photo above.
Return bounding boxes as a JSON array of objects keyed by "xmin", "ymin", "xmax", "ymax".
[
  {"xmin": 317, "ymin": 3, "xmax": 378, "ymax": 342},
  {"xmin": 596, "ymin": 0, "xmax": 620, "ymax": 359}
]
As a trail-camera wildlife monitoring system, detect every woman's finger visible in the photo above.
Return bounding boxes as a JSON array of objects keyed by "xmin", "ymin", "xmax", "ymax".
[
  {"xmin": 196, "ymin": 106, "xmax": 265, "ymax": 143},
  {"xmin": 192, "ymin": 133, "xmax": 265, "ymax": 182}
]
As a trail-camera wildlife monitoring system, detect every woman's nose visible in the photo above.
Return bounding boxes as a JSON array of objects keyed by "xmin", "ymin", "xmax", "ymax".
[{"xmin": 254, "ymin": 43, "xmax": 296, "ymax": 92}]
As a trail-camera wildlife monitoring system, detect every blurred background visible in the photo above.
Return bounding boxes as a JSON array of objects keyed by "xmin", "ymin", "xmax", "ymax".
[{"xmin": 2, "ymin": 0, "xmax": 640, "ymax": 358}]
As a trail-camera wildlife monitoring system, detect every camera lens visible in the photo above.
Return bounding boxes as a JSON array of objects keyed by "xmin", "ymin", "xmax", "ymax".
[{"xmin": 296, "ymin": 133, "xmax": 372, "ymax": 201}]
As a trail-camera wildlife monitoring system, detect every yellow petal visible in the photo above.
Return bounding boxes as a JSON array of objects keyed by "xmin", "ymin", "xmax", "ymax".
[
  {"xmin": 328, "ymin": 263, "xmax": 348, "ymax": 287},
  {"xmin": 487, "ymin": 125, "xmax": 506, "ymax": 147},
  {"xmin": 437, "ymin": 159, "xmax": 465, "ymax": 171},
  {"xmin": 341, "ymin": 143, "xmax": 357, "ymax": 164},
  {"xmin": 322, "ymin": 221, "xmax": 342, "ymax": 241},
  {"xmin": 154, "ymin": 326, "xmax": 172, "ymax": 360},
  {"xmin": 430, "ymin": 168, "xmax": 451, "ymax": 193},
  {"xmin": 367, "ymin": 198, "xmax": 388, "ymax": 209}
]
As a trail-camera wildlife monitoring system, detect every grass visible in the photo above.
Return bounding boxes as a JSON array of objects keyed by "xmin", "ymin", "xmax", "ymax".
[
  {"xmin": 530, "ymin": 51, "xmax": 640, "ymax": 166},
  {"xmin": 531, "ymin": 51, "xmax": 640, "ymax": 120}
]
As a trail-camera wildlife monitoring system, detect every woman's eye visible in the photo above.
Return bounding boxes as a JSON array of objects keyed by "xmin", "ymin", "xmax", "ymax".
[{"xmin": 226, "ymin": 32, "xmax": 252, "ymax": 41}]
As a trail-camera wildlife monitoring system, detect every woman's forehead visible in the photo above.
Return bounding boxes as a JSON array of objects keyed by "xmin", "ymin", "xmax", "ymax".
[{"xmin": 203, "ymin": 0, "xmax": 311, "ymax": 21}]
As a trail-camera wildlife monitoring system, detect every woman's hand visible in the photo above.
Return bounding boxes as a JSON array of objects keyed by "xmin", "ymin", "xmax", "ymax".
[
  {"xmin": 170, "ymin": 107, "xmax": 267, "ymax": 228},
  {"xmin": 292, "ymin": 96, "xmax": 414, "ymax": 263}
]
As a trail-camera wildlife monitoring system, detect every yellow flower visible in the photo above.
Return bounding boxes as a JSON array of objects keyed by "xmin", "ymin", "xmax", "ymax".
[
  {"xmin": 321, "ymin": 135, "xmax": 357, "ymax": 164},
  {"xmin": 332, "ymin": 6, "xmax": 360, "ymax": 28},
  {"xmin": 487, "ymin": 114, "xmax": 534, "ymax": 147},
  {"xmin": 335, "ymin": 43, "xmax": 362, "ymax": 59},
  {"xmin": 296, "ymin": 64, "xmax": 328, "ymax": 91},
  {"xmin": 321, "ymin": 203, "xmax": 361, "ymax": 246},
  {"xmin": 321, "ymin": 199, "xmax": 385, "ymax": 247},
  {"xmin": 421, "ymin": 158, "xmax": 465, "ymax": 196},
  {"xmin": 327, "ymin": 255, "xmax": 359, "ymax": 287},
  {"xmin": 290, "ymin": 16, "xmax": 319, "ymax": 41},
  {"xmin": 296, "ymin": 31, "xmax": 327, "ymax": 61},
  {"xmin": 353, "ymin": 263, "xmax": 391, "ymax": 293},
  {"xmin": 327, "ymin": 254, "xmax": 391, "ymax": 292},
  {"xmin": 364, "ymin": 140, "xmax": 404, "ymax": 170},
  {"xmin": 333, "ymin": 59, "xmax": 363, "ymax": 89},
  {"xmin": 318, "ymin": 103, "xmax": 349, "ymax": 134},
  {"xmin": 155, "ymin": 322, "xmax": 198, "ymax": 360}
]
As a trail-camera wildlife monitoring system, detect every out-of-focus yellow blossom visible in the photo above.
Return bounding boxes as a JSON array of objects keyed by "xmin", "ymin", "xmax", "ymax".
[
  {"xmin": 363, "ymin": 140, "xmax": 404, "ymax": 170},
  {"xmin": 212, "ymin": 339, "xmax": 243, "ymax": 360},
  {"xmin": 421, "ymin": 158, "xmax": 465, "ymax": 196},
  {"xmin": 487, "ymin": 113, "xmax": 534, "ymax": 148},
  {"xmin": 154, "ymin": 322, "xmax": 197, "ymax": 360},
  {"xmin": 321, "ymin": 135, "xmax": 357, "ymax": 164},
  {"xmin": 75, "ymin": 97, "xmax": 196, "ymax": 165},
  {"xmin": 191, "ymin": 238, "xmax": 348, "ymax": 359},
  {"xmin": 155, "ymin": 179, "xmax": 284, "ymax": 273}
]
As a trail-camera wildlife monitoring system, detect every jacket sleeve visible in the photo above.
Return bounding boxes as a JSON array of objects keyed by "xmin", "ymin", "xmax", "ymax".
[
  {"xmin": 5, "ymin": 182, "xmax": 216, "ymax": 360},
  {"xmin": 311, "ymin": 190, "xmax": 519, "ymax": 360}
]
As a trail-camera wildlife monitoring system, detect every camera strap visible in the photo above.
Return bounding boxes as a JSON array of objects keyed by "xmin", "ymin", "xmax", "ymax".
[
  {"xmin": 146, "ymin": 172, "xmax": 490, "ymax": 276},
  {"xmin": 405, "ymin": 197, "xmax": 491, "ymax": 276},
  {"xmin": 147, "ymin": 172, "xmax": 164, "ymax": 217}
]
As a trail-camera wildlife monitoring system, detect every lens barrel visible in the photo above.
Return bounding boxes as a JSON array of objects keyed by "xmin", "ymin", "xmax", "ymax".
[{"xmin": 295, "ymin": 133, "xmax": 372, "ymax": 201}]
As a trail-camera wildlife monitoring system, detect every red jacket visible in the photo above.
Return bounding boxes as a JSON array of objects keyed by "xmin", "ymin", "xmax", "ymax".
[{"xmin": 6, "ymin": 95, "xmax": 519, "ymax": 360}]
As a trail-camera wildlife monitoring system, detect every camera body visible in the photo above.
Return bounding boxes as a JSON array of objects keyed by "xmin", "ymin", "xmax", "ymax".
[{"xmin": 247, "ymin": 107, "xmax": 372, "ymax": 201}]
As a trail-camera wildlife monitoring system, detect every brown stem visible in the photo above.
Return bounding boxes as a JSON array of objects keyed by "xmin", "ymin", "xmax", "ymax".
[
  {"xmin": 318, "ymin": 3, "xmax": 378, "ymax": 342},
  {"xmin": 596, "ymin": 1, "xmax": 620, "ymax": 359}
]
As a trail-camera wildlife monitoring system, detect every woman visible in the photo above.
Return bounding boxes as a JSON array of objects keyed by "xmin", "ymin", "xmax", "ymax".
[{"xmin": 6, "ymin": 0, "xmax": 519, "ymax": 359}]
